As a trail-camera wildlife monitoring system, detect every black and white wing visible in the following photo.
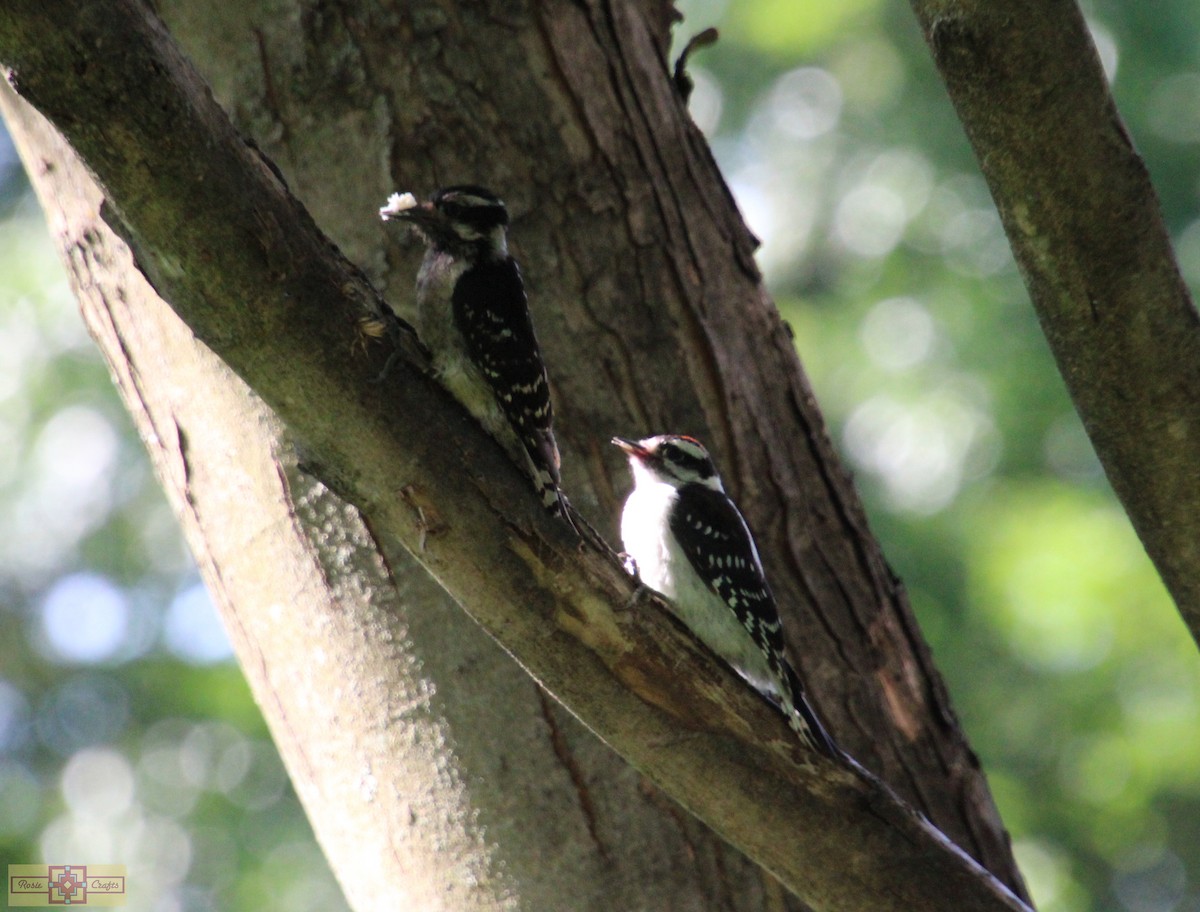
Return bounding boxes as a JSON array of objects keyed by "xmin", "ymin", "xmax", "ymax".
[
  {"xmin": 668, "ymin": 483, "xmax": 837, "ymax": 756},
  {"xmin": 451, "ymin": 256, "xmax": 562, "ymax": 510}
]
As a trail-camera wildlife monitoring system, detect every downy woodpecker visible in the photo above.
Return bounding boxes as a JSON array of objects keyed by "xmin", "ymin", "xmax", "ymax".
[
  {"xmin": 381, "ymin": 186, "xmax": 563, "ymax": 514},
  {"xmin": 613, "ymin": 434, "xmax": 837, "ymax": 756}
]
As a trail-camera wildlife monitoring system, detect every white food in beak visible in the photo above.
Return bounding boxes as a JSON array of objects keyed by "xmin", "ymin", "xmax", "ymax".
[{"xmin": 379, "ymin": 191, "xmax": 419, "ymax": 221}]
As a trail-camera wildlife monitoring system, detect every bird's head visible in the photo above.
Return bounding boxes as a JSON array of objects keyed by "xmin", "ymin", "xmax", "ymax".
[
  {"xmin": 612, "ymin": 434, "xmax": 724, "ymax": 492},
  {"xmin": 381, "ymin": 185, "xmax": 510, "ymax": 258}
]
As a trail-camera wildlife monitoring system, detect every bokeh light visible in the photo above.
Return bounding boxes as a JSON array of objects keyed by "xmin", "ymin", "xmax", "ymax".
[
  {"xmin": 163, "ymin": 583, "xmax": 233, "ymax": 665},
  {"xmin": 35, "ymin": 674, "xmax": 131, "ymax": 756},
  {"xmin": 39, "ymin": 573, "xmax": 130, "ymax": 664}
]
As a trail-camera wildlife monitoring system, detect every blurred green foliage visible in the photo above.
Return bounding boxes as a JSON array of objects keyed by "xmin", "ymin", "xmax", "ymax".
[
  {"xmin": 1, "ymin": 1, "xmax": 1198, "ymax": 910},
  {"xmin": 674, "ymin": 0, "xmax": 1200, "ymax": 909}
]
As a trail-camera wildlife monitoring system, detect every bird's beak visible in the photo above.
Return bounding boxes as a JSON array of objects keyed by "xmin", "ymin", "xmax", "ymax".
[
  {"xmin": 611, "ymin": 436, "xmax": 649, "ymax": 460},
  {"xmin": 380, "ymin": 194, "xmax": 457, "ymax": 248},
  {"xmin": 385, "ymin": 202, "xmax": 438, "ymax": 225},
  {"xmin": 380, "ymin": 192, "xmax": 443, "ymax": 228}
]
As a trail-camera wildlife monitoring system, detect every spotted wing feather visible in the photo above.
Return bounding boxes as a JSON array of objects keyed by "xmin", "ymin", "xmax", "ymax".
[
  {"xmin": 668, "ymin": 483, "xmax": 837, "ymax": 756},
  {"xmin": 451, "ymin": 257, "xmax": 562, "ymax": 507}
]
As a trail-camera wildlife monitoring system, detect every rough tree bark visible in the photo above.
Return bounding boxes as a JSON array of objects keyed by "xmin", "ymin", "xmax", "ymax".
[
  {"xmin": 0, "ymin": 1, "xmax": 1037, "ymax": 910},
  {"xmin": 909, "ymin": 0, "xmax": 1200, "ymax": 644}
]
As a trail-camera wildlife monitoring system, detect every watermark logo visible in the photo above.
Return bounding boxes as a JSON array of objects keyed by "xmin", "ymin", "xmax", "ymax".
[{"xmin": 8, "ymin": 865, "xmax": 126, "ymax": 907}]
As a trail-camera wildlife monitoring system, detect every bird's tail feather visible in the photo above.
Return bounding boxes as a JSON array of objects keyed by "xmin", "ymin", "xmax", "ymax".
[{"xmin": 782, "ymin": 666, "xmax": 840, "ymax": 758}]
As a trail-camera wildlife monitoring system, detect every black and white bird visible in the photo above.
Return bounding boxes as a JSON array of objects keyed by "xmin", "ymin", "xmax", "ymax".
[
  {"xmin": 612, "ymin": 434, "xmax": 838, "ymax": 756},
  {"xmin": 381, "ymin": 186, "xmax": 564, "ymax": 514}
]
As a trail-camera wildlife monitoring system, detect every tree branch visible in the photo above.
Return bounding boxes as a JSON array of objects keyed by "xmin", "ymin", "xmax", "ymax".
[
  {"xmin": 909, "ymin": 0, "xmax": 1200, "ymax": 643},
  {"xmin": 0, "ymin": 1, "xmax": 1030, "ymax": 908}
]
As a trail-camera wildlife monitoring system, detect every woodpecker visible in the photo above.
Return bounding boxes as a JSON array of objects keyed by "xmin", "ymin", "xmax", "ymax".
[
  {"xmin": 381, "ymin": 186, "xmax": 564, "ymax": 514},
  {"xmin": 612, "ymin": 434, "xmax": 838, "ymax": 756}
]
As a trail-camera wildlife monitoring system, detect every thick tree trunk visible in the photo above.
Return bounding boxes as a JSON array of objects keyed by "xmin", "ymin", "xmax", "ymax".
[
  {"xmin": 4, "ymin": 89, "xmax": 800, "ymax": 912},
  {"xmin": 0, "ymin": 1, "xmax": 1032, "ymax": 909},
  {"xmin": 4, "ymin": 90, "xmax": 799, "ymax": 912}
]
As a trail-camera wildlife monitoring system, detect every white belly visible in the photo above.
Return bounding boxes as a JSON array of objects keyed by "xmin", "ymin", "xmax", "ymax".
[{"xmin": 619, "ymin": 481, "xmax": 777, "ymax": 697}]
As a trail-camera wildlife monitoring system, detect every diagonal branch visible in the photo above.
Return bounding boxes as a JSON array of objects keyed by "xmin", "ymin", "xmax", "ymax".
[
  {"xmin": 0, "ymin": 0, "xmax": 1030, "ymax": 909},
  {"xmin": 909, "ymin": 0, "xmax": 1200, "ymax": 645}
]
